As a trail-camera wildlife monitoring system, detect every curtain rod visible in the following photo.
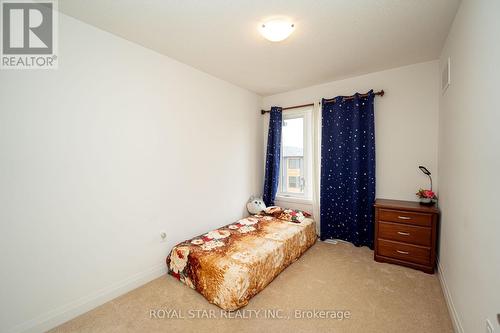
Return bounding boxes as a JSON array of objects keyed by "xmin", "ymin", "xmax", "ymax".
[{"xmin": 260, "ymin": 90, "xmax": 384, "ymax": 115}]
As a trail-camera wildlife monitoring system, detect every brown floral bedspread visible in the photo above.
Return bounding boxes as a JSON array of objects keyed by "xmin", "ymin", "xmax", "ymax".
[{"xmin": 166, "ymin": 209, "xmax": 317, "ymax": 310}]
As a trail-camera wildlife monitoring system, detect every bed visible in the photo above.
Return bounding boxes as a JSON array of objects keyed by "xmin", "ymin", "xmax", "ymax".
[{"xmin": 166, "ymin": 208, "xmax": 317, "ymax": 310}]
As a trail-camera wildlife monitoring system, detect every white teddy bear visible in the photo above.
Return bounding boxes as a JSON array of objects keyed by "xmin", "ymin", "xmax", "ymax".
[{"xmin": 246, "ymin": 196, "xmax": 266, "ymax": 215}]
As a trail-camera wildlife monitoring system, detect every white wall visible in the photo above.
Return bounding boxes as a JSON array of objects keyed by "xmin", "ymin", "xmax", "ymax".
[
  {"xmin": 0, "ymin": 14, "xmax": 262, "ymax": 333},
  {"xmin": 262, "ymin": 61, "xmax": 440, "ymax": 212},
  {"xmin": 437, "ymin": 1, "xmax": 500, "ymax": 332}
]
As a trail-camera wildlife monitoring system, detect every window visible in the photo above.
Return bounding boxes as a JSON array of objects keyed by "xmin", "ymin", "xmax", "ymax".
[
  {"xmin": 288, "ymin": 158, "xmax": 300, "ymax": 169},
  {"xmin": 278, "ymin": 107, "xmax": 312, "ymax": 200}
]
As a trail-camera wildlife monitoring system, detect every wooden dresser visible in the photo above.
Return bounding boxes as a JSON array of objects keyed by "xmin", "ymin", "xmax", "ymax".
[{"xmin": 374, "ymin": 199, "xmax": 439, "ymax": 274}]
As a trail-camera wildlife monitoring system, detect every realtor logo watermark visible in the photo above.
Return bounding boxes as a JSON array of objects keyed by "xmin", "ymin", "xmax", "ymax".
[{"xmin": 1, "ymin": 0, "xmax": 58, "ymax": 69}]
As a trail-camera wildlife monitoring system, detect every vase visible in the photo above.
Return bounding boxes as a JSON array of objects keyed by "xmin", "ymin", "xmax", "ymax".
[{"xmin": 419, "ymin": 198, "xmax": 435, "ymax": 206}]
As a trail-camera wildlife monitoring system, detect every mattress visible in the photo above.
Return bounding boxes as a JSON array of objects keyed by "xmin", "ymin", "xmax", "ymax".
[{"xmin": 166, "ymin": 209, "xmax": 317, "ymax": 310}]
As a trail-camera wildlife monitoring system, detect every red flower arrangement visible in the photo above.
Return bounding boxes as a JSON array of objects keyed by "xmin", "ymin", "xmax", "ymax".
[{"xmin": 416, "ymin": 189, "xmax": 437, "ymax": 199}]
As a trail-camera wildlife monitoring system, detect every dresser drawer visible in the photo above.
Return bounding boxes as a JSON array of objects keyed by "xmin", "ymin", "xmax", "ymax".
[
  {"xmin": 377, "ymin": 239, "xmax": 431, "ymax": 265},
  {"xmin": 378, "ymin": 221, "xmax": 432, "ymax": 246},
  {"xmin": 379, "ymin": 209, "xmax": 432, "ymax": 227}
]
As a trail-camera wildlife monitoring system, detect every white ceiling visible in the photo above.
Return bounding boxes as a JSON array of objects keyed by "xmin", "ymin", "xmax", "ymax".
[{"xmin": 59, "ymin": 0, "xmax": 460, "ymax": 96}]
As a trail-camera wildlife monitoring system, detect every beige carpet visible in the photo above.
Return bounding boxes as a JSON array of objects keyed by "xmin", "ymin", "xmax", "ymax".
[{"xmin": 49, "ymin": 241, "xmax": 453, "ymax": 333}]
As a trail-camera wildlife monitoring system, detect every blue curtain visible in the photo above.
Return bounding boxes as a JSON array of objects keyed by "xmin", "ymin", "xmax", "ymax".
[
  {"xmin": 263, "ymin": 107, "xmax": 282, "ymax": 206},
  {"xmin": 320, "ymin": 91, "xmax": 376, "ymax": 248}
]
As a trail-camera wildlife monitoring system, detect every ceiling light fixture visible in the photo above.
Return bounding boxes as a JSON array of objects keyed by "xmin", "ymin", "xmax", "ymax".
[{"xmin": 259, "ymin": 19, "xmax": 295, "ymax": 42}]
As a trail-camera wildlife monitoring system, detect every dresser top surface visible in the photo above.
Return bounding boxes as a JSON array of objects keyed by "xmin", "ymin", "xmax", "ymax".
[{"xmin": 374, "ymin": 198, "xmax": 439, "ymax": 214}]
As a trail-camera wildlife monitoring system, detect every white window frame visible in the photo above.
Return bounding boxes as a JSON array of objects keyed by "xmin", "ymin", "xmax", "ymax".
[{"xmin": 277, "ymin": 106, "xmax": 313, "ymax": 203}]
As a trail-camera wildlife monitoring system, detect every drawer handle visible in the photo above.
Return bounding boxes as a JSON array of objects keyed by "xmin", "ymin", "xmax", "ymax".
[
  {"xmin": 397, "ymin": 216, "xmax": 411, "ymax": 220},
  {"xmin": 397, "ymin": 231, "xmax": 410, "ymax": 236},
  {"xmin": 396, "ymin": 250, "xmax": 409, "ymax": 255}
]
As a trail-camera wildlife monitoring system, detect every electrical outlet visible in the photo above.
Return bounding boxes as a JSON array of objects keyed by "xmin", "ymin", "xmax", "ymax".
[
  {"xmin": 160, "ymin": 231, "xmax": 167, "ymax": 242},
  {"xmin": 486, "ymin": 319, "xmax": 493, "ymax": 333}
]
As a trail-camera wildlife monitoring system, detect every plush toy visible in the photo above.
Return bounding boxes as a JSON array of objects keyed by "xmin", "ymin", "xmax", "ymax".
[
  {"xmin": 264, "ymin": 206, "xmax": 282, "ymax": 215},
  {"xmin": 246, "ymin": 196, "xmax": 266, "ymax": 215}
]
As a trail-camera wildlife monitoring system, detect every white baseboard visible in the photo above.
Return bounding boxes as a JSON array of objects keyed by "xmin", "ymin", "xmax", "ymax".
[
  {"xmin": 322, "ymin": 239, "xmax": 352, "ymax": 245},
  {"xmin": 437, "ymin": 258, "xmax": 464, "ymax": 333},
  {"xmin": 9, "ymin": 264, "xmax": 166, "ymax": 333}
]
